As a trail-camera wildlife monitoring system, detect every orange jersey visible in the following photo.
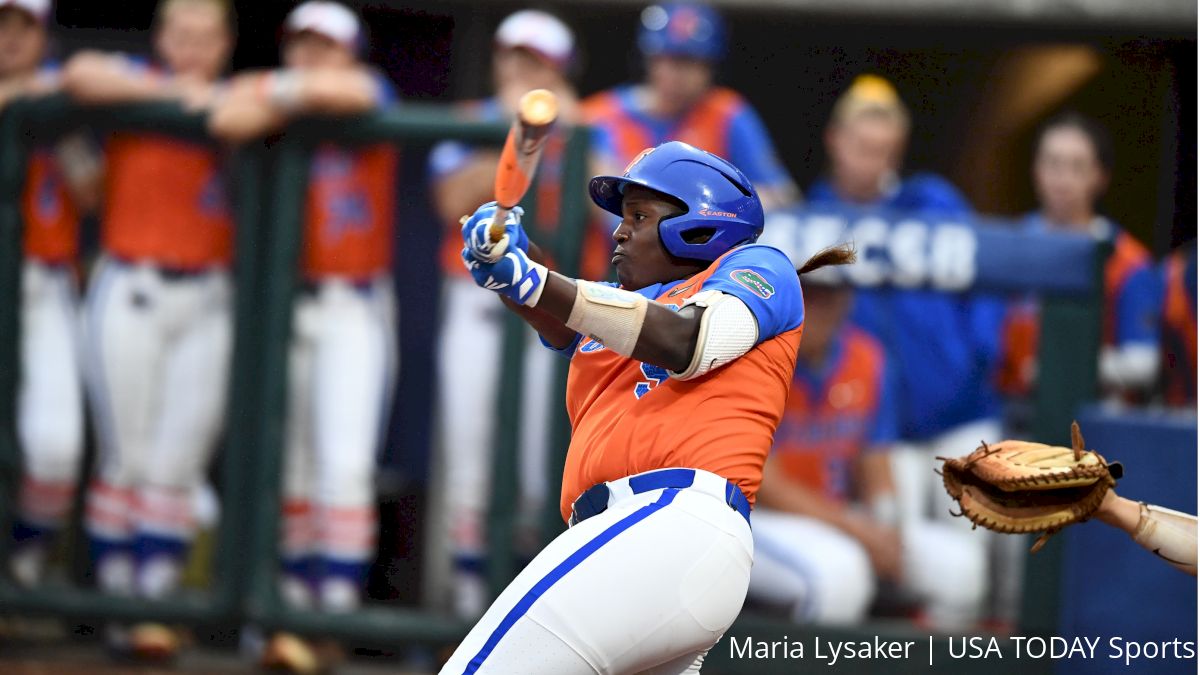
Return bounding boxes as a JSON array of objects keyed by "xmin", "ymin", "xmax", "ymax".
[
  {"xmin": 558, "ymin": 245, "xmax": 805, "ymax": 522},
  {"xmin": 998, "ymin": 224, "xmax": 1158, "ymax": 396},
  {"xmin": 22, "ymin": 149, "xmax": 79, "ymax": 264},
  {"xmin": 582, "ymin": 86, "xmax": 741, "ymax": 163},
  {"xmin": 302, "ymin": 143, "xmax": 398, "ymax": 280},
  {"xmin": 1162, "ymin": 248, "xmax": 1197, "ymax": 406},
  {"xmin": 771, "ymin": 327, "xmax": 895, "ymax": 502},
  {"xmin": 102, "ymin": 133, "xmax": 232, "ymax": 269}
]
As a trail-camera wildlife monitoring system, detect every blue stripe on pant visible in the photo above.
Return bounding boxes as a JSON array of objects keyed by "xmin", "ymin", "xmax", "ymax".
[{"xmin": 463, "ymin": 488, "xmax": 681, "ymax": 674}]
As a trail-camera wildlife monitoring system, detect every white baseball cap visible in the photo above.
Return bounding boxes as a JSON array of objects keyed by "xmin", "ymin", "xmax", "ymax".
[
  {"xmin": 285, "ymin": 1, "xmax": 361, "ymax": 50},
  {"xmin": 494, "ymin": 10, "xmax": 574, "ymax": 71},
  {"xmin": 0, "ymin": 0, "xmax": 50, "ymax": 24}
]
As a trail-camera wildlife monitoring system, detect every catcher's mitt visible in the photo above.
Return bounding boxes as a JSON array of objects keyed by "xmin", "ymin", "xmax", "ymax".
[{"xmin": 938, "ymin": 421, "xmax": 1123, "ymax": 553}]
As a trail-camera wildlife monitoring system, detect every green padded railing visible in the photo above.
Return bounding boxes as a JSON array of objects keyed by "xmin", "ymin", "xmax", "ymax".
[{"xmin": 0, "ymin": 96, "xmax": 591, "ymax": 644}]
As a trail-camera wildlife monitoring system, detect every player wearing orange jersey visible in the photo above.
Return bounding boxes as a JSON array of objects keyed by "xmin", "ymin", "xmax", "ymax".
[
  {"xmin": 1160, "ymin": 243, "xmax": 1196, "ymax": 407},
  {"xmin": 0, "ymin": 0, "xmax": 101, "ymax": 590},
  {"xmin": 999, "ymin": 113, "xmax": 1163, "ymax": 404},
  {"xmin": 61, "ymin": 0, "xmax": 234, "ymax": 659},
  {"xmin": 745, "ymin": 276, "xmax": 986, "ymax": 629},
  {"xmin": 440, "ymin": 141, "xmax": 851, "ymax": 674},
  {"xmin": 209, "ymin": 2, "xmax": 398, "ymax": 669},
  {"xmin": 582, "ymin": 3, "xmax": 798, "ymax": 211}
]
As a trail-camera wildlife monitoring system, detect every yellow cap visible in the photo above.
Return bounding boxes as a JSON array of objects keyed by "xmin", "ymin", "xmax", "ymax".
[{"xmin": 831, "ymin": 74, "xmax": 909, "ymax": 129}]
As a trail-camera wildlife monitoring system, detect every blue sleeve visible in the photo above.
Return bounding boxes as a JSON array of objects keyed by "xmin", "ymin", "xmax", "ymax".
[
  {"xmin": 969, "ymin": 293, "xmax": 1007, "ymax": 370},
  {"xmin": 539, "ymin": 332, "xmax": 583, "ymax": 359},
  {"xmin": 1116, "ymin": 263, "xmax": 1164, "ymax": 346},
  {"xmin": 427, "ymin": 140, "xmax": 474, "ymax": 181},
  {"xmin": 896, "ymin": 174, "xmax": 973, "ymax": 216},
  {"xmin": 701, "ymin": 245, "xmax": 804, "ymax": 342},
  {"xmin": 369, "ymin": 71, "xmax": 398, "ymax": 107},
  {"xmin": 866, "ymin": 361, "xmax": 900, "ymax": 449},
  {"xmin": 724, "ymin": 103, "xmax": 792, "ymax": 190}
]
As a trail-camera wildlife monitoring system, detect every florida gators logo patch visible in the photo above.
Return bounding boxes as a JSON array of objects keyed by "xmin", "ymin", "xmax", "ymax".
[{"xmin": 731, "ymin": 269, "xmax": 774, "ymax": 298}]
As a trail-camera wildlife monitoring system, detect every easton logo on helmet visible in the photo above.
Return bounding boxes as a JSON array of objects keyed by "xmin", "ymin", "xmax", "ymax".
[
  {"xmin": 698, "ymin": 208, "xmax": 736, "ymax": 218},
  {"xmin": 730, "ymin": 269, "xmax": 775, "ymax": 298}
]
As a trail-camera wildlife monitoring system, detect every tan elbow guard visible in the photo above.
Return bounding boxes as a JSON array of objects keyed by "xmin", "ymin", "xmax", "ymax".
[
  {"xmin": 565, "ymin": 281, "xmax": 648, "ymax": 357},
  {"xmin": 1133, "ymin": 503, "xmax": 1197, "ymax": 576}
]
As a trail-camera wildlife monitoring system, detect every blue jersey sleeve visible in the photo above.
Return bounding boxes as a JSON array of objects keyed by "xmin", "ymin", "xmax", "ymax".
[
  {"xmin": 893, "ymin": 173, "xmax": 973, "ymax": 216},
  {"xmin": 866, "ymin": 361, "xmax": 900, "ymax": 450},
  {"xmin": 701, "ymin": 245, "xmax": 804, "ymax": 342},
  {"xmin": 370, "ymin": 71, "xmax": 398, "ymax": 107},
  {"xmin": 725, "ymin": 103, "xmax": 792, "ymax": 191},
  {"xmin": 428, "ymin": 140, "xmax": 473, "ymax": 181},
  {"xmin": 1116, "ymin": 263, "xmax": 1164, "ymax": 346},
  {"xmin": 539, "ymin": 332, "xmax": 583, "ymax": 359}
]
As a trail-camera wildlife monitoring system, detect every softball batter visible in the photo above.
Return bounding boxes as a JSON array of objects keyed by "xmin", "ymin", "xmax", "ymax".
[{"xmin": 442, "ymin": 141, "xmax": 851, "ymax": 674}]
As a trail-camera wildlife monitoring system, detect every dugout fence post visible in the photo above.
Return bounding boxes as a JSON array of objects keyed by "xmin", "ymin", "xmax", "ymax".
[
  {"xmin": 0, "ymin": 102, "xmax": 28, "ymax": 570},
  {"xmin": 540, "ymin": 127, "xmax": 591, "ymax": 545},
  {"xmin": 1018, "ymin": 239, "xmax": 1109, "ymax": 636}
]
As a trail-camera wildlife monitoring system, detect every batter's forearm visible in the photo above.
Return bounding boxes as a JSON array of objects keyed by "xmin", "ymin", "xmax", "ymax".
[
  {"xmin": 530, "ymin": 273, "xmax": 697, "ymax": 371},
  {"xmin": 500, "ymin": 296, "xmax": 578, "ymax": 350}
]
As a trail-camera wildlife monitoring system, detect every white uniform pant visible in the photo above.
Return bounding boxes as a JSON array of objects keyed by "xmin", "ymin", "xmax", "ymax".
[
  {"xmin": 747, "ymin": 509, "xmax": 987, "ymax": 628},
  {"xmin": 889, "ymin": 417, "xmax": 1005, "ymax": 624},
  {"xmin": 434, "ymin": 277, "xmax": 555, "ymax": 558},
  {"xmin": 441, "ymin": 470, "xmax": 754, "ymax": 675},
  {"xmin": 82, "ymin": 256, "xmax": 232, "ymax": 543},
  {"xmin": 280, "ymin": 276, "xmax": 397, "ymax": 609},
  {"xmin": 16, "ymin": 260, "xmax": 83, "ymax": 531}
]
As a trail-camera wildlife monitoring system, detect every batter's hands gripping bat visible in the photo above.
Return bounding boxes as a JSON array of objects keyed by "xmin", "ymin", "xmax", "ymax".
[{"xmin": 490, "ymin": 89, "xmax": 559, "ymax": 243}]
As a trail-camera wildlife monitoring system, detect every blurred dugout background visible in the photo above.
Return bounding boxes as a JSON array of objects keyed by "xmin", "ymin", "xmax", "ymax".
[{"xmin": 1, "ymin": 0, "xmax": 1196, "ymax": 673}]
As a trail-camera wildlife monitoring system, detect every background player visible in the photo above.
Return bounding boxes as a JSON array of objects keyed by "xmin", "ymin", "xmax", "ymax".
[
  {"xmin": 61, "ymin": 0, "xmax": 234, "ymax": 658},
  {"xmin": 1160, "ymin": 242, "xmax": 1196, "ymax": 407},
  {"xmin": 426, "ymin": 9, "xmax": 585, "ymax": 619},
  {"xmin": 806, "ymin": 73, "xmax": 1003, "ymax": 624},
  {"xmin": 441, "ymin": 141, "xmax": 850, "ymax": 673},
  {"xmin": 583, "ymin": 2, "xmax": 799, "ymax": 209},
  {"xmin": 210, "ymin": 2, "xmax": 399, "ymax": 669},
  {"xmin": 746, "ymin": 271, "xmax": 986, "ymax": 629},
  {"xmin": 0, "ymin": 0, "xmax": 99, "ymax": 589},
  {"xmin": 999, "ymin": 112, "xmax": 1163, "ymax": 402}
]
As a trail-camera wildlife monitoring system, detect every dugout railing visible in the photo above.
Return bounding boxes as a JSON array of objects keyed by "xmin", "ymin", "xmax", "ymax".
[
  {"xmin": 0, "ymin": 98, "xmax": 1101, "ymax": 668},
  {"xmin": 0, "ymin": 95, "xmax": 590, "ymax": 643}
]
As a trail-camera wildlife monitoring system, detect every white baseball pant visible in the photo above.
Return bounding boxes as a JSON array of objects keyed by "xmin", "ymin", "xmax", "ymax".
[
  {"xmin": 280, "ymin": 275, "xmax": 397, "ymax": 611},
  {"xmin": 433, "ymin": 275, "xmax": 555, "ymax": 615},
  {"xmin": 747, "ymin": 509, "xmax": 987, "ymax": 628},
  {"xmin": 81, "ymin": 255, "xmax": 232, "ymax": 597},
  {"xmin": 440, "ymin": 469, "xmax": 753, "ymax": 675},
  {"xmin": 11, "ymin": 260, "xmax": 84, "ymax": 586}
]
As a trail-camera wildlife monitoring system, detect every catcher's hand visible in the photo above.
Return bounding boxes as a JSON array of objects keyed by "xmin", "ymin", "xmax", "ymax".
[{"xmin": 937, "ymin": 421, "xmax": 1123, "ymax": 553}]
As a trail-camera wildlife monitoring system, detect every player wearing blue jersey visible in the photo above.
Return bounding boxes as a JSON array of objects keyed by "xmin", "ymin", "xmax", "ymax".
[{"xmin": 807, "ymin": 74, "xmax": 1001, "ymax": 624}]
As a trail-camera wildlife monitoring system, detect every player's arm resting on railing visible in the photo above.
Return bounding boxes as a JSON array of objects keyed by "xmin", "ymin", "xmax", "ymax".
[
  {"xmin": 208, "ymin": 67, "xmax": 382, "ymax": 142},
  {"xmin": 62, "ymin": 51, "xmax": 214, "ymax": 107},
  {"xmin": 1095, "ymin": 491, "xmax": 1197, "ymax": 576}
]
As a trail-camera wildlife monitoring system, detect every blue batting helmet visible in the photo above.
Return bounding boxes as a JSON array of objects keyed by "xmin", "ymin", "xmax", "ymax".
[
  {"xmin": 589, "ymin": 141, "xmax": 764, "ymax": 262},
  {"xmin": 637, "ymin": 3, "xmax": 726, "ymax": 62}
]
